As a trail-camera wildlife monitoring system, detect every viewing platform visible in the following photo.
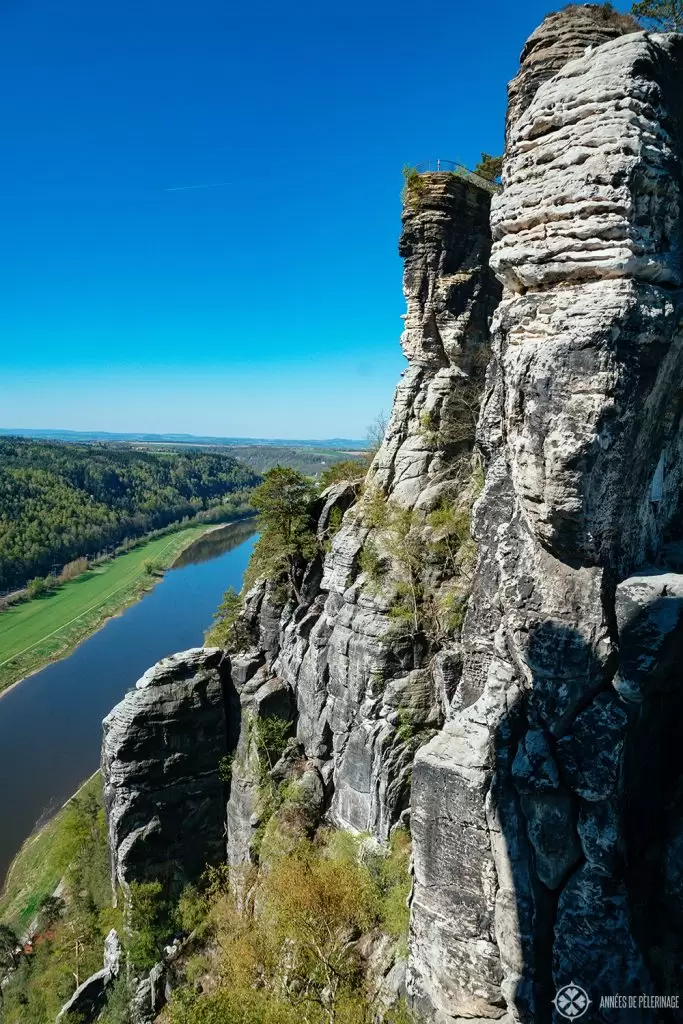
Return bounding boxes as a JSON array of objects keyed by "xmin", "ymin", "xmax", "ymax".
[{"xmin": 413, "ymin": 159, "xmax": 502, "ymax": 194}]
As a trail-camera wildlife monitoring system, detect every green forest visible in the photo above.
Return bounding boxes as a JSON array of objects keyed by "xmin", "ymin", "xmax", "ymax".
[{"xmin": 0, "ymin": 438, "xmax": 260, "ymax": 591}]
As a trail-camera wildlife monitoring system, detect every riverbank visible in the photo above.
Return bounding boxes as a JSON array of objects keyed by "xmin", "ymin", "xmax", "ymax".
[
  {"xmin": 0, "ymin": 519, "xmax": 245, "ymax": 698},
  {"xmin": 0, "ymin": 771, "xmax": 106, "ymax": 931}
]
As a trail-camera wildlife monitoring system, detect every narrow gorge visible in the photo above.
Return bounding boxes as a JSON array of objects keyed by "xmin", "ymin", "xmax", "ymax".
[{"xmin": 96, "ymin": 7, "xmax": 683, "ymax": 1023}]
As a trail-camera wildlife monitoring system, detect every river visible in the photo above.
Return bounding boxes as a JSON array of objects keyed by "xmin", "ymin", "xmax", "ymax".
[{"xmin": 0, "ymin": 520, "xmax": 258, "ymax": 887}]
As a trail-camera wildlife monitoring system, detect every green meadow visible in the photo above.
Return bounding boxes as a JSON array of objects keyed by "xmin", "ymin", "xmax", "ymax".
[
  {"xmin": 0, "ymin": 772, "xmax": 106, "ymax": 932},
  {"xmin": 0, "ymin": 522, "xmax": 214, "ymax": 696}
]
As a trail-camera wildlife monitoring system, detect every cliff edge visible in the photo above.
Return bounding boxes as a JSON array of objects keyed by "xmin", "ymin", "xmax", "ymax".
[{"xmin": 100, "ymin": 8, "xmax": 683, "ymax": 1024}]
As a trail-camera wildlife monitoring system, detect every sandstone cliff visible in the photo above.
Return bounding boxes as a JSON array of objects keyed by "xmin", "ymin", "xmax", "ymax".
[
  {"xmin": 101, "ymin": 8, "xmax": 683, "ymax": 1024},
  {"xmin": 410, "ymin": 19, "xmax": 683, "ymax": 1024},
  {"xmin": 102, "ymin": 648, "xmax": 238, "ymax": 897}
]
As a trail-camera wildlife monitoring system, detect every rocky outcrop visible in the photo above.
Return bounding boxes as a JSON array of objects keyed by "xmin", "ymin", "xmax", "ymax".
[
  {"xmin": 221, "ymin": 170, "xmax": 501, "ymax": 859},
  {"xmin": 225, "ymin": 652, "xmax": 295, "ymax": 870},
  {"xmin": 102, "ymin": 648, "xmax": 238, "ymax": 896},
  {"xmin": 505, "ymin": 3, "xmax": 638, "ymax": 144},
  {"xmin": 98, "ymin": 10, "xmax": 683, "ymax": 1024},
  {"xmin": 409, "ymin": 23, "xmax": 683, "ymax": 1024},
  {"xmin": 55, "ymin": 930, "xmax": 121, "ymax": 1023}
]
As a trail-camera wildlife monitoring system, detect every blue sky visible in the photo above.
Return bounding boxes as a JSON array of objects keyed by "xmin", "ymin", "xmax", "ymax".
[{"xmin": 0, "ymin": 0, "xmax": 613, "ymax": 439}]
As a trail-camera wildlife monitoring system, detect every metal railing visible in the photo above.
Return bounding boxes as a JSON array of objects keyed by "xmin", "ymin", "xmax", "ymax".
[{"xmin": 413, "ymin": 160, "xmax": 502, "ymax": 194}]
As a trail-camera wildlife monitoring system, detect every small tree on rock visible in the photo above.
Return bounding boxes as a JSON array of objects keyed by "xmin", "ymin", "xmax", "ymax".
[
  {"xmin": 366, "ymin": 410, "xmax": 389, "ymax": 460},
  {"xmin": 205, "ymin": 586, "xmax": 250, "ymax": 650},
  {"xmin": 474, "ymin": 153, "xmax": 503, "ymax": 182},
  {"xmin": 247, "ymin": 468, "xmax": 318, "ymax": 599}
]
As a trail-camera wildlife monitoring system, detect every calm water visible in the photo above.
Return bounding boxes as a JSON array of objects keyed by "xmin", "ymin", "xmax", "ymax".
[{"xmin": 0, "ymin": 520, "xmax": 257, "ymax": 886}]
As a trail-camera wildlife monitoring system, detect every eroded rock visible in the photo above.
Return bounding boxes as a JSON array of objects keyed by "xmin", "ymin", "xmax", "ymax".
[{"xmin": 102, "ymin": 648, "xmax": 236, "ymax": 895}]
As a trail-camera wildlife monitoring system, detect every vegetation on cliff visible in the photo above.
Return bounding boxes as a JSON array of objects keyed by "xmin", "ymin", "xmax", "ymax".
[
  {"xmin": 243, "ymin": 467, "xmax": 319, "ymax": 597},
  {"xmin": 358, "ymin": 474, "xmax": 480, "ymax": 646},
  {"xmin": 0, "ymin": 437, "xmax": 259, "ymax": 592},
  {"xmin": 0, "ymin": 765, "xmax": 412, "ymax": 1024},
  {"xmin": 473, "ymin": 153, "xmax": 503, "ymax": 181},
  {"xmin": 160, "ymin": 828, "xmax": 412, "ymax": 1024},
  {"xmin": 0, "ymin": 774, "xmax": 120, "ymax": 1024}
]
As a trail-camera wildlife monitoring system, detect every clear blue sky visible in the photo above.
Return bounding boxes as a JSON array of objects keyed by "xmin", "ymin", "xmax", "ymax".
[{"xmin": 0, "ymin": 0, "xmax": 615, "ymax": 440}]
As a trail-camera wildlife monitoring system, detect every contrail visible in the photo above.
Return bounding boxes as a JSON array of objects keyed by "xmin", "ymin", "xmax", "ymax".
[{"xmin": 163, "ymin": 181, "xmax": 232, "ymax": 192}]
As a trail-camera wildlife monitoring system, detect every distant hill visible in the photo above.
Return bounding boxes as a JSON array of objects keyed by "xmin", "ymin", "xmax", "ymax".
[
  {"xmin": 0, "ymin": 437, "xmax": 259, "ymax": 591},
  {"xmin": 0, "ymin": 427, "xmax": 369, "ymax": 450}
]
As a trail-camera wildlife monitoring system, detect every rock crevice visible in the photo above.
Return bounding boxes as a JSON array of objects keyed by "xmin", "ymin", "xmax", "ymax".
[{"xmin": 100, "ymin": 10, "xmax": 683, "ymax": 1024}]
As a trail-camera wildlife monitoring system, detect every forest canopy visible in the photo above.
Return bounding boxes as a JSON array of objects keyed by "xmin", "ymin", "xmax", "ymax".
[{"xmin": 0, "ymin": 438, "xmax": 260, "ymax": 591}]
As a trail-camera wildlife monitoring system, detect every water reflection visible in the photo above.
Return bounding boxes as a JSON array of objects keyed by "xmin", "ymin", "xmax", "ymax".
[{"xmin": 173, "ymin": 518, "xmax": 257, "ymax": 568}]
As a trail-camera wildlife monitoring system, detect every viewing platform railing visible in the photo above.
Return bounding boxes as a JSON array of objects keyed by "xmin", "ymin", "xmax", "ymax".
[{"xmin": 414, "ymin": 159, "xmax": 502, "ymax": 194}]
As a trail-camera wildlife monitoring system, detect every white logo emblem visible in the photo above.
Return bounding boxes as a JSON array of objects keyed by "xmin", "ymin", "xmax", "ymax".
[{"xmin": 554, "ymin": 983, "xmax": 591, "ymax": 1019}]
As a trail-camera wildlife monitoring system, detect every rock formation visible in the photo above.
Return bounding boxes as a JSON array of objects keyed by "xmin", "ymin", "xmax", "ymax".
[
  {"xmin": 55, "ymin": 930, "xmax": 121, "ymax": 1022},
  {"xmin": 505, "ymin": 4, "xmax": 639, "ymax": 143},
  {"xmin": 215, "ymin": 168, "xmax": 501, "ymax": 874},
  {"xmin": 409, "ymin": 18, "xmax": 683, "ymax": 1024},
  {"xmin": 102, "ymin": 648, "xmax": 238, "ymax": 896},
  {"xmin": 101, "ymin": 7, "xmax": 683, "ymax": 1024}
]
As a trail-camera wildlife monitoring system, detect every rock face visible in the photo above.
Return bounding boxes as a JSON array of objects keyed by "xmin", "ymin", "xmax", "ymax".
[
  {"xmin": 409, "ymin": 21, "xmax": 683, "ymax": 1024},
  {"xmin": 221, "ymin": 169, "xmax": 500, "ymax": 861},
  {"xmin": 505, "ymin": 3, "xmax": 639, "ymax": 143},
  {"xmin": 102, "ymin": 648, "xmax": 238, "ymax": 895},
  {"xmin": 100, "ymin": 10, "xmax": 683, "ymax": 1024}
]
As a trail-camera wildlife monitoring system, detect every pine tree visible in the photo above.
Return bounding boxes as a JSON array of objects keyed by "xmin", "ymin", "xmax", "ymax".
[{"xmin": 474, "ymin": 153, "xmax": 503, "ymax": 182}]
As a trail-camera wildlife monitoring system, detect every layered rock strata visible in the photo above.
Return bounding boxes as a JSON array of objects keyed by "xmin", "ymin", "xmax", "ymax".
[
  {"xmin": 102, "ymin": 648, "xmax": 238, "ymax": 895},
  {"xmin": 408, "ymin": 24, "xmax": 683, "ymax": 1024},
  {"xmin": 505, "ymin": 3, "xmax": 639, "ymax": 143},
  {"xmin": 223, "ymin": 170, "xmax": 501, "ymax": 863},
  {"xmin": 100, "ymin": 10, "xmax": 683, "ymax": 1024}
]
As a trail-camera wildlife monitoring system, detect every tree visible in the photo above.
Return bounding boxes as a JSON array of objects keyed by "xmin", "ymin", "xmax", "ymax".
[
  {"xmin": 631, "ymin": 0, "xmax": 683, "ymax": 28},
  {"xmin": 205, "ymin": 586, "xmax": 250, "ymax": 650},
  {"xmin": 248, "ymin": 468, "xmax": 318, "ymax": 599},
  {"xmin": 366, "ymin": 411, "xmax": 389, "ymax": 459},
  {"xmin": 37, "ymin": 894, "xmax": 65, "ymax": 931},
  {"xmin": 319, "ymin": 460, "xmax": 366, "ymax": 490},
  {"xmin": 127, "ymin": 881, "xmax": 174, "ymax": 971},
  {"xmin": 474, "ymin": 153, "xmax": 503, "ymax": 182},
  {"xmin": 260, "ymin": 841, "xmax": 378, "ymax": 1024}
]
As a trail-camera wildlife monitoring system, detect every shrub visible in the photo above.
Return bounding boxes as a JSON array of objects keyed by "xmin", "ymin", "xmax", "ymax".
[
  {"xmin": 218, "ymin": 754, "xmax": 235, "ymax": 783},
  {"xmin": 376, "ymin": 827, "xmax": 412, "ymax": 944},
  {"xmin": 26, "ymin": 576, "xmax": 48, "ymax": 598},
  {"xmin": 358, "ymin": 542, "xmax": 384, "ymax": 587},
  {"xmin": 204, "ymin": 586, "xmax": 250, "ymax": 650},
  {"xmin": 161, "ymin": 828, "xmax": 414, "ymax": 1024},
  {"xmin": 127, "ymin": 881, "xmax": 175, "ymax": 971},
  {"xmin": 401, "ymin": 166, "xmax": 427, "ymax": 207},
  {"xmin": 363, "ymin": 487, "xmax": 389, "ymax": 529},
  {"xmin": 252, "ymin": 714, "xmax": 292, "ymax": 774},
  {"xmin": 99, "ymin": 976, "xmax": 136, "ymax": 1024},
  {"xmin": 319, "ymin": 460, "xmax": 366, "ymax": 489},
  {"xmin": 177, "ymin": 883, "xmax": 208, "ymax": 935}
]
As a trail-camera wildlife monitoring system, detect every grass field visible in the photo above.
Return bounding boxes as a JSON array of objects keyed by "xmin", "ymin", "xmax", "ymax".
[
  {"xmin": 0, "ymin": 521, "xmax": 216, "ymax": 696},
  {"xmin": 0, "ymin": 772, "xmax": 105, "ymax": 932}
]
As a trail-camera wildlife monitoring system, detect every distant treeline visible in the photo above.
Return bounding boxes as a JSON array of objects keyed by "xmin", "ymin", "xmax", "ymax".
[
  {"xmin": 0, "ymin": 437, "xmax": 260, "ymax": 591},
  {"xmin": 222, "ymin": 444, "xmax": 365, "ymax": 478}
]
